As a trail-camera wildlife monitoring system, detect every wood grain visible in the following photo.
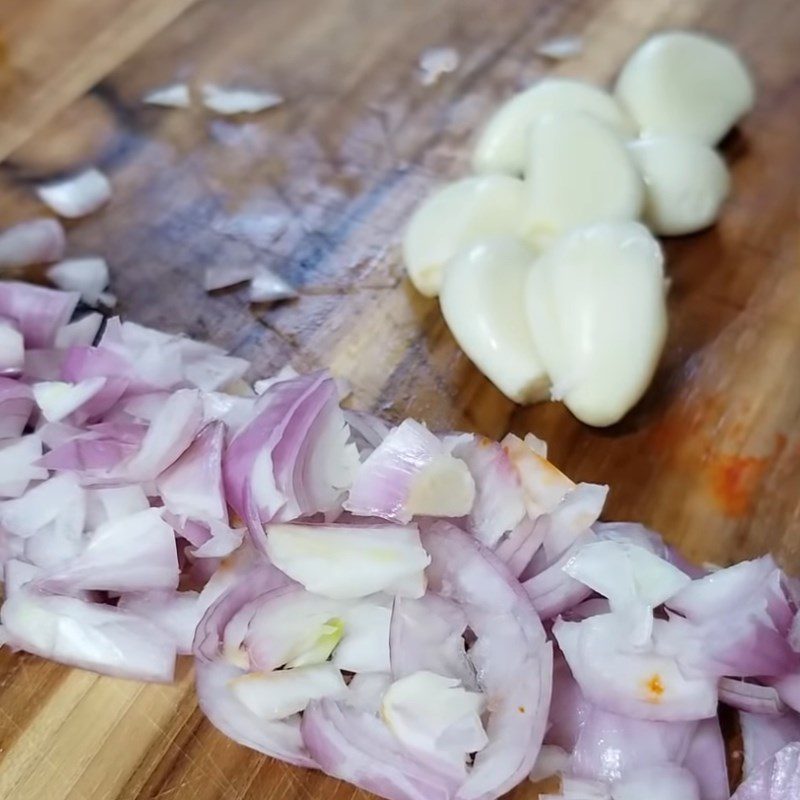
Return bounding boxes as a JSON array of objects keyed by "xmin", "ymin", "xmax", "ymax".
[{"xmin": 0, "ymin": 0, "xmax": 799, "ymax": 797}]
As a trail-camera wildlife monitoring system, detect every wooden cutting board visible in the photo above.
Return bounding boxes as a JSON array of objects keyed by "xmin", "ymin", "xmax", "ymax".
[{"xmin": 0, "ymin": 0, "xmax": 798, "ymax": 797}]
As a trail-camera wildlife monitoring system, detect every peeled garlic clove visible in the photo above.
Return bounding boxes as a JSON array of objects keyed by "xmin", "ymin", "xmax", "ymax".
[
  {"xmin": 525, "ymin": 221, "xmax": 667, "ymax": 426},
  {"xmin": 615, "ymin": 31, "xmax": 755, "ymax": 144},
  {"xmin": 472, "ymin": 78, "xmax": 636, "ymax": 176},
  {"xmin": 628, "ymin": 136, "xmax": 731, "ymax": 235},
  {"xmin": 402, "ymin": 175, "xmax": 526, "ymax": 297},
  {"xmin": 440, "ymin": 236, "xmax": 549, "ymax": 403},
  {"xmin": 523, "ymin": 111, "xmax": 644, "ymax": 248}
]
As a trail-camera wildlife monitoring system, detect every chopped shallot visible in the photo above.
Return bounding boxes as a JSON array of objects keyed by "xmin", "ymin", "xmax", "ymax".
[
  {"xmin": 143, "ymin": 83, "xmax": 191, "ymax": 108},
  {"xmin": 0, "ymin": 218, "xmax": 65, "ymax": 268},
  {"xmin": 47, "ymin": 258, "xmax": 109, "ymax": 305},
  {"xmin": 0, "ymin": 279, "xmax": 796, "ymax": 800},
  {"xmin": 536, "ymin": 35, "xmax": 584, "ymax": 61},
  {"xmin": 204, "ymin": 264, "xmax": 256, "ymax": 291},
  {"xmin": 37, "ymin": 168, "xmax": 111, "ymax": 219},
  {"xmin": 418, "ymin": 46, "xmax": 460, "ymax": 86},
  {"xmin": 201, "ymin": 84, "xmax": 284, "ymax": 115},
  {"xmin": 248, "ymin": 267, "xmax": 297, "ymax": 303}
]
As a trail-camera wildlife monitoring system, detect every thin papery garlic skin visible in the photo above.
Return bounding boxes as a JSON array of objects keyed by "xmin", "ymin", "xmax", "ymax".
[
  {"xmin": 472, "ymin": 78, "xmax": 636, "ymax": 176},
  {"xmin": 523, "ymin": 111, "xmax": 644, "ymax": 249},
  {"xmin": 525, "ymin": 221, "xmax": 667, "ymax": 427},
  {"xmin": 402, "ymin": 174, "xmax": 527, "ymax": 297},
  {"xmin": 628, "ymin": 136, "xmax": 731, "ymax": 235},
  {"xmin": 440, "ymin": 236, "xmax": 549, "ymax": 403},
  {"xmin": 615, "ymin": 31, "xmax": 755, "ymax": 145}
]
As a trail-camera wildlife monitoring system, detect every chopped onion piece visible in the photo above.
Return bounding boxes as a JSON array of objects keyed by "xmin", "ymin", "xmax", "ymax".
[
  {"xmin": 1, "ymin": 587, "xmax": 176, "ymax": 682},
  {"xmin": 0, "ymin": 324, "xmax": 24, "ymax": 375},
  {"xmin": 719, "ymin": 678, "xmax": 785, "ymax": 714},
  {"xmin": 0, "ymin": 218, "xmax": 65, "ymax": 267},
  {"xmin": 528, "ymin": 744, "xmax": 570, "ymax": 781},
  {"xmin": 143, "ymin": 82, "xmax": 191, "ymax": 108},
  {"xmin": 0, "ymin": 472, "xmax": 84, "ymax": 539},
  {"xmin": 501, "ymin": 433, "xmax": 575, "ymax": 516},
  {"xmin": 418, "ymin": 46, "xmax": 460, "ymax": 86},
  {"xmin": 38, "ymin": 507, "xmax": 179, "ymax": 593},
  {"xmin": 554, "ymin": 614, "xmax": 718, "ymax": 720},
  {"xmin": 223, "ymin": 371, "xmax": 359, "ymax": 531},
  {"xmin": 229, "ymin": 663, "xmax": 347, "ymax": 721},
  {"xmin": 241, "ymin": 588, "xmax": 345, "ymax": 672},
  {"xmin": 381, "ymin": 670, "xmax": 487, "ymax": 771},
  {"xmin": 536, "ymin": 35, "xmax": 584, "ymax": 61},
  {"xmin": 346, "ymin": 419, "xmax": 475, "ymax": 523},
  {"xmin": 0, "ymin": 281, "xmax": 79, "ymax": 347},
  {"xmin": 202, "ymin": 84, "xmax": 284, "ymax": 115},
  {"xmin": 55, "ymin": 313, "xmax": 103, "ymax": 348},
  {"xmin": 32, "ymin": 377, "xmax": 107, "ymax": 422},
  {"xmin": 563, "ymin": 540, "xmax": 690, "ymax": 632},
  {"xmin": 47, "ymin": 258, "xmax": 109, "ymax": 305},
  {"xmin": 118, "ymin": 590, "xmax": 202, "ymax": 654},
  {"xmin": 731, "ymin": 743, "xmax": 800, "ymax": 800},
  {"xmin": 390, "ymin": 594, "xmax": 476, "ymax": 688},
  {"xmin": 37, "ymin": 168, "xmax": 111, "ymax": 219},
  {"xmin": 303, "ymin": 697, "xmax": 461, "ymax": 798},
  {"xmin": 446, "ymin": 433, "xmax": 526, "ymax": 547},
  {"xmin": 740, "ymin": 710, "xmax": 800, "ymax": 778},
  {"xmin": 613, "ymin": 766, "xmax": 700, "ymax": 800},
  {"xmin": 683, "ymin": 717, "xmax": 729, "ymax": 800},
  {"xmin": 157, "ymin": 422, "xmax": 227, "ymax": 520},
  {"xmin": 0, "ymin": 378, "xmax": 34, "ymax": 438},
  {"xmin": 204, "ymin": 264, "xmax": 256, "ymax": 291},
  {"xmin": 248, "ymin": 268, "xmax": 297, "ymax": 303},
  {"xmin": 346, "ymin": 672, "xmax": 392, "ymax": 714},
  {"xmin": 118, "ymin": 388, "xmax": 202, "ymax": 480},
  {"xmin": 570, "ymin": 702, "xmax": 696, "ymax": 783},
  {"xmin": 422, "ymin": 522, "xmax": 552, "ymax": 799},
  {"xmin": 0, "ymin": 435, "xmax": 48, "ymax": 498},
  {"xmin": 332, "ymin": 600, "xmax": 392, "ymax": 673},
  {"xmin": 196, "ymin": 661, "xmax": 314, "ymax": 766},
  {"xmin": 85, "ymin": 485, "xmax": 149, "ymax": 528},
  {"xmin": 264, "ymin": 522, "xmax": 430, "ymax": 599}
]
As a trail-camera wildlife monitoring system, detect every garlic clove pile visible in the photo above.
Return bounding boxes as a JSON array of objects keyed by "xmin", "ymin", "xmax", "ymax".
[
  {"xmin": 523, "ymin": 111, "xmax": 644, "ymax": 248},
  {"xmin": 628, "ymin": 136, "xmax": 731, "ymax": 236},
  {"xmin": 472, "ymin": 78, "xmax": 636, "ymax": 176},
  {"xmin": 440, "ymin": 237, "xmax": 549, "ymax": 403},
  {"xmin": 402, "ymin": 175, "xmax": 527, "ymax": 297},
  {"xmin": 525, "ymin": 222, "xmax": 667, "ymax": 427},
  {"xmin": 614, "ymin": 31, "xmax": 755, "ymax": 145}
]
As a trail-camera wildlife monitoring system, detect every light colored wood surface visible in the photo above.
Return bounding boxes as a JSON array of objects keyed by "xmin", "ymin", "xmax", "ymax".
[{"xmin": 0, "ymin": 0, "xmax": 799, "ymax": 797}]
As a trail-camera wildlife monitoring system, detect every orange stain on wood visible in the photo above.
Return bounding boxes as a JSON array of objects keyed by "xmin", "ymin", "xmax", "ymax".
[{"xmin": 708, "ymin": 454, "xmax": 768, "ymax": 517}]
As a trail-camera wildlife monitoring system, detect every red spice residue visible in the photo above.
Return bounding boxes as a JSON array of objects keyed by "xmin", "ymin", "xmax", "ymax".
[
  {"xmin": 643, "ymin": 673, "xmax": 665, "ymax": 703},
  {"xmin": 708, "ymin": 454, "xmax": 768, "ymax": 517}
]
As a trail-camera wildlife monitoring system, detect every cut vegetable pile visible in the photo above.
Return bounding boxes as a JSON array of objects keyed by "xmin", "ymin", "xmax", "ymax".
[
  {"xmin": 404, "ymin": 31, "xmax": 755, "ymax": 426},
  {"xmin": 0, "ymin": 280, "xmax": 797, "ymax": 799}
]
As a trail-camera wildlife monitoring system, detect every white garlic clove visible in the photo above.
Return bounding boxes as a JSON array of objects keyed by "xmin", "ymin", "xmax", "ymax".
[
  {"xmin": 440, "ymin": 236, "xmax": 549, "ymax": 404},
  {"xmin": 614, "ymin": 31, "xmax": 755, "ymax": 144},
  {"xmin": 525, "ymin": 221, "xmax": 667, "ymax": 427},
  {"xmin": 628, "ymin": 136, "xmax": 731, "ymax": 235},
  {"xmin": 402, "ymin": 175, "xmax": 527, "ymax": 297},
  {"xmin": 523, "ymin": 111, "xmax": 644, "ymax": 248},
  {"xmin": 472, "ymin": 78, "xmax": 636, "ymax": 176}
]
